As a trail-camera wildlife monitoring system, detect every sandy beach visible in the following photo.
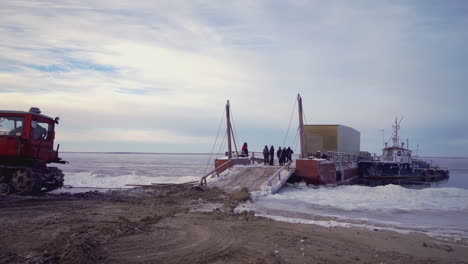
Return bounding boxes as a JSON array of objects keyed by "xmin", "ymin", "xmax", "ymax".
[{"xmin": 0, "ymin": 185, "xmax": 467, "ymax": 264}]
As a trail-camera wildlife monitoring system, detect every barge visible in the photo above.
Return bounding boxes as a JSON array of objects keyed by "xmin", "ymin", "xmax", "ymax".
[{"xmin": 293, "ymin": 95, "xmax": 361, "ymax": 185}]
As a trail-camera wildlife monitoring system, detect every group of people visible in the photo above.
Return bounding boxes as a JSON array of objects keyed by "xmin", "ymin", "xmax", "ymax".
[
  {"xmin": 239, "ymin": 142, "xmax": 294, "ymax": 166},
  {"xmin": 263, "ymin": 145, "xmax": 294, "ymax": 166}
]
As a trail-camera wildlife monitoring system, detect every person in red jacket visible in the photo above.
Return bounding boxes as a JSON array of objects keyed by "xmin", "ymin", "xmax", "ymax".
[{"xmin": 241, "ymin": 142, "xmax": 249, "ymax": 157}]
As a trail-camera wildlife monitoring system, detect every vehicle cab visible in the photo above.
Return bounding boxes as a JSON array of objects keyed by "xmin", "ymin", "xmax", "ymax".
[{"xmin": 0, "ymin": 107, "xmax": 63, "ymax": 166}]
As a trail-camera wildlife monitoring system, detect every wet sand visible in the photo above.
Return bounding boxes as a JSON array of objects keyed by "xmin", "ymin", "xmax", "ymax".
[{"xmin": 0, "ymin": 185, "xmax": 467, "ymax": 264}]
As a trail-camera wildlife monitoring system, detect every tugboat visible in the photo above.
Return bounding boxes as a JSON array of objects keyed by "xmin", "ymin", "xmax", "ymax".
[{"xmin": 358, "ymin": 118, "xmax": 449, "ymax": 182}]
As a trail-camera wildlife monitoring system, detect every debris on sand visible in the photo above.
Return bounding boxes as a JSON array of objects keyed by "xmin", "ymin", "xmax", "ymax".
[{"xmin": 223, "ymin": 187, "xmax": 252, "ymax": 212}]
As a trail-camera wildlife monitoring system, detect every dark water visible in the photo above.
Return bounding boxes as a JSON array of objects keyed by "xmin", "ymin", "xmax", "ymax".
[{"xmin": 425, "ymin": 157, "xmax": 468, "ymax": 189}]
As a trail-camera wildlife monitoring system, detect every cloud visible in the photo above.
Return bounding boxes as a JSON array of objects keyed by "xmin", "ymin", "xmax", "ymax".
[
  {"xmin": 115, "ymin": 87, "xmax": 166, "ymax": 95},
  {"xmin": 57, "ymin": 128, "xmax": 213, "ymax": 144},
  {"xmin": 0, "ymin": 0, "xmax": 467, "ymax": 155}
]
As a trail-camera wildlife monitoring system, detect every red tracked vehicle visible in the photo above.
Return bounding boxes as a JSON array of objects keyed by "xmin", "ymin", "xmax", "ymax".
[{"xmin": 0, "ymin": 107, "xmax": 67, "ymax": 195}]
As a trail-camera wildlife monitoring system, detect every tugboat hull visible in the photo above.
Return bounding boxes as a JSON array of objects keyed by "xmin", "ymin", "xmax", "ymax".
[{"xmin": 358, "ymin": 161, "xmax": 449, "ymax": 181}]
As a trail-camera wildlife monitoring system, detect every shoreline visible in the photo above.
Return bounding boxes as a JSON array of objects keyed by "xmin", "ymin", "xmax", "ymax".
[{"xmin": 1, "ymin": 186, "xmax": 467, "ymax": 264}]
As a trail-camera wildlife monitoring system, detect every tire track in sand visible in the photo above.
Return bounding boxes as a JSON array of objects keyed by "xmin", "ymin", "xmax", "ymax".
[{"xmin": 105, "ymin": 214, "xmax": 243, "ymax": 263}]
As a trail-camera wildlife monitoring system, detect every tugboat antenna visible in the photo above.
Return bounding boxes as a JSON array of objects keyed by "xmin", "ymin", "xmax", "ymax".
[{"xmin": 392, "ymin": 116, "xmax": 404, "ymax": 148}]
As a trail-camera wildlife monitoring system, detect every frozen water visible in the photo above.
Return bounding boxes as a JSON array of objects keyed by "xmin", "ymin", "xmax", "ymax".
[
  {"xmin": 268, "ymin": 183, "xmax": 468, "ymax": 211},
  {"xmin": 245, "ymin": 187, "xmax": 468, "ymax": 240},
  {"xmin": 62, "ymin": 171, "xmax": 200, "ymax": 188},
  {"xmin": 242, "ymin": 156, "xmax": 468, "ymax": 240},
  {"xmin": 247, "ymin": 181, "xmax": 468, "ymax": 240},
  {"xmin": 56, "ymin": 152, "xmax": 212, "ymax": 188}
]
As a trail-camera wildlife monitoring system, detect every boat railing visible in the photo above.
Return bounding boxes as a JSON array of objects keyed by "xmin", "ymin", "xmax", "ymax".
[
  {"xmin": 266, "ymin": 161, "xmax": 292, "ymax": 186},
  {"xmin": 327, "ymin": 151, "xmax": 359, "ymax": 167},
  {"xmin": 199, "ymin": 159, "xmax": 234, "ymax": 186},
  {"xmin": 223, "ymin": 151, "xmax": 299, "ymax": 165},
  {"xmin": 372, "ymin": 153, "xmax": 380, "ymax": 161}
]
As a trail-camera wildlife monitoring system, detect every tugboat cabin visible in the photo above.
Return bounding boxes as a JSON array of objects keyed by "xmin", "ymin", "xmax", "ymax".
[{"xmin": 381, "ymin": 144, "xmax": 412, "ymax": 164}]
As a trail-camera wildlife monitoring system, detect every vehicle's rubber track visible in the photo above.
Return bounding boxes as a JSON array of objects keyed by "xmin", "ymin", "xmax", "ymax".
[{"xmin": 4, "ymin": 167, "xmax": 64, "ymax": 194}]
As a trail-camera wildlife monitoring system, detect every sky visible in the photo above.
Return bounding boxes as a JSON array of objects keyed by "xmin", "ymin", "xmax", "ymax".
[{"xmin": 0, "ymin": 0, "xmax": 467, "ymax": 156}]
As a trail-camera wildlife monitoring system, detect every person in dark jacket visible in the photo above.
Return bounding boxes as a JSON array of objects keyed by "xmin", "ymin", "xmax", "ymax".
[
  {"xmin": 269, "ymin": 145, "xmax": 275, "ymax": 165},
  {"xmin": 287, "ymin": 147, "xmax": 294, "ymax": 162},
  {"xmin": 280, "ymin": 147, "xmax": 287, "ymax": 165},
  {"xmin": 276, "ymin": 147, "xmax": 282, "ymax": 166},
  {"xmin": 263, "ymin": 145, "xmax": 269, "ymax": 165},
  {"xmin": 241, "ymin": 142, "xmax": 249, "ymax": 157},
  {"xmin": 321, "ymin": 152, "xmax": 328, "ymax": 160}
]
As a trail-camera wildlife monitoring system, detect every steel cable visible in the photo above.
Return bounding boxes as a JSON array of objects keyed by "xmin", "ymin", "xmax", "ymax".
[
  {"xmin": 291, "ymin": 126, "xmax": 300, "ymax": 153},
  {"xmin": 229, "ymin": 107, "xmax": 241, "ymax": 154},
  {"xmin": 204, "ymin": 107, "xmax": 226, "ymax": 173},
  {"xmin": 216, "ymin": 129, "xmax": 227, "ymax": 160},
  {"xmin": 282, "ymin": 97, "xmax": 297, "ymax": 148}
]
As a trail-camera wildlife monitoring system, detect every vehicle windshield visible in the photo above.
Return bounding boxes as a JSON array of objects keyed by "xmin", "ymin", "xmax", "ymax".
[{"xmin": 0, "ymin": 116, "xmax": 25, "ymax": 136}]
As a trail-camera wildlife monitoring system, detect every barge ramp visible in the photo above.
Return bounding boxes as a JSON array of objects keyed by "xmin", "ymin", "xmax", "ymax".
[{"xmin": 201, "ymin": 161, "xmax": 294, "ymax": 194}]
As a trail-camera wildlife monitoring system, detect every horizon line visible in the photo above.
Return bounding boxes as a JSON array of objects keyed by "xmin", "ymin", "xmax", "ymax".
[{"xmin": 60, "ymin": 151, "xmax": 468, "ymax": 159}]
